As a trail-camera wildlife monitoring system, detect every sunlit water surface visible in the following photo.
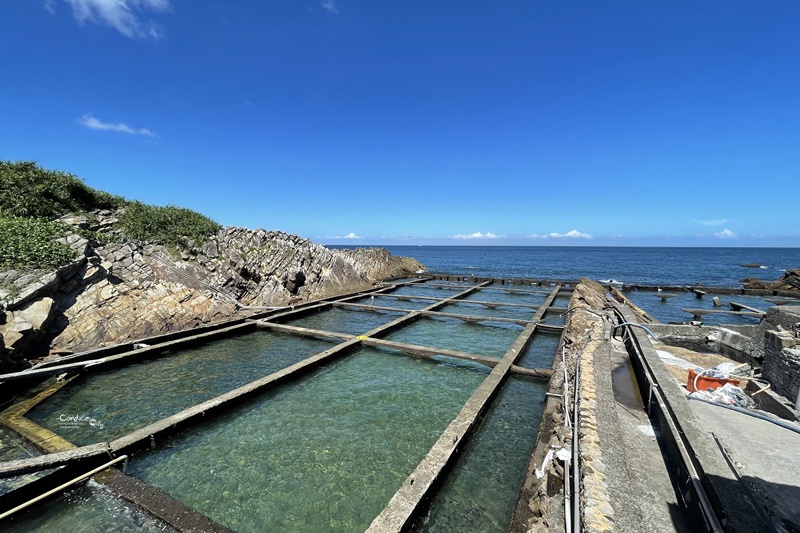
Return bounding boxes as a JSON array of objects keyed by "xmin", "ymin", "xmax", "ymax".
[
  {"xmin": 420, "ymin": 377, "xmax": 548, "ymax": 532},
  {"xmin": 27, "ymin": 331, "xmax": 335, "ymax": 445},
  {"xmin": 126, "ymin": 348, "xmax": 485, "ymax": 532}
]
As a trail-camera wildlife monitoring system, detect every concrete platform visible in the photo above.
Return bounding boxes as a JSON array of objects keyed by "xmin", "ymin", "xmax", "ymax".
[{"xmin": 687, "ymin": 398, "xmax": 800, "ymax": 532}]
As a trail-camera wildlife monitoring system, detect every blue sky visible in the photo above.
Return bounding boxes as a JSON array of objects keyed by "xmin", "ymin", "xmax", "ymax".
[{"xmin": 2, "ymin": 1, "xmax": 799, "ymax": 247}]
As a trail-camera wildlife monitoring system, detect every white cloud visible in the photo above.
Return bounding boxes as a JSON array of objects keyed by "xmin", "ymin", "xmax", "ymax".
[
  {"xmin": 78, "ymin": 114, "xmax": 156, "ymax": 136},
  {"xmin": 692, "ymin": 218, "xmax": 729, "ymax": 226},
  {"xmin": 530, "ymin": 229, "xmax": 593, "ymax": 240},
  {"xmin": 326, "ymin": 232, "xmax": 362, "ymax": 239},
  {"xmin": 449, "ymin": 232, "xmax": 503, "ymax": 240},
  {"xmin": 715, "ymin": 229, "xmax": 736, "ymax": 239},
  {"xmin": 44, "ymin": 0, "xmax": 56, "ymax": 15},
  {"xmin": 62, "ymin": 0, "xmax": 170, "ymax": 40},
  {"xmin": 320, "ymin": 0, "xmax": 339, "ymax": 14}
]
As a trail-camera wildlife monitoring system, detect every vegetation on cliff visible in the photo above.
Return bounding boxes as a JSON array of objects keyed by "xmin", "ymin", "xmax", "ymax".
[
  {"xmin": 120, "ymin": 201, "xmax": 222, "ymax": 248},
  {"xmin": 0, "ymin": 160, "xmax": 221, "ymax": 269},
  {"xmin": 0, "ymin": 215, "xmax": 75, "ymax": 268},
  {"xmin": 0, "ymin": 160, "xmax": 124, "ymax": 218}
]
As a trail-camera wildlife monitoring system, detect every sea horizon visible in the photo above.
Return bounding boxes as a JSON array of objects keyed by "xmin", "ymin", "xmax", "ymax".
[
  {"xmin": 330, "ymin": 244, "xmax": 798, "ymax": 249},
  {"xmin": 330, "ymin": 245, "xmax": 800, "ymax": 288}
]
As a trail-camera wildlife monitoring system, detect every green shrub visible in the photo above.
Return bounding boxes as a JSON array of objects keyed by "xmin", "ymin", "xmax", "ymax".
[
  {"xmin": 121, "ymin": 202, "xmax": 221, "ymax": 246},
  {"xmin": 0, "ymin": 216, "xmax": 76, "ymax": 269},
  {"xmin": 0, "ymin": 160, "xmax": 125, "ymax": 218},
  {"xmin": 0, "ymin": 161, "xmax": 220, "ymax": 254}
]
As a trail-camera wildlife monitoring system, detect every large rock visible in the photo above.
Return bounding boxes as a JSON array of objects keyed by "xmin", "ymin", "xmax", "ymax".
[
  {"xmin": 0, "ymin": 297, "xmax": 55, "ymax": 361},
  {"xmin": 284, "ymin": 270, "xmax": 306, "ymax": 294},
  {"xmin": 771, "ymin": 269, "xmax": 800, "ymax": 292},
  {"xmin": 742, "ymin": 269, "xmax": 800, "ymax": 292},
  {"xmin": 1, "ymin": 219, "xmax": 425, "ymax": 359},
  {"xmin": 0, "ymin": 330, "xmax": 29, "ymax": 374}
]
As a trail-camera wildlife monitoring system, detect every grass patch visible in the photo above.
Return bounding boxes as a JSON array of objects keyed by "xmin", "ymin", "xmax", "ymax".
[
  {"xmin": 0, "ymin": 216, "xmax": 76, "ymax": 269},
  {"xmin": 121, "ymin": 201, "xmax": 221, "ymax": 247},
  {"xmin": 0, "ymin": 161, "xmax": 222, "ymax": 269},
  {"xmin": 0, "ymin": 160, "xmax": 124, "ymax": 218}
]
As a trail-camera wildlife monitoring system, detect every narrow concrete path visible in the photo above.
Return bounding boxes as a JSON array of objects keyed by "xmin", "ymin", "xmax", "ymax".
[{"xmin": 594, "ymin": 340, "xmax": 694, "ymax": 532}]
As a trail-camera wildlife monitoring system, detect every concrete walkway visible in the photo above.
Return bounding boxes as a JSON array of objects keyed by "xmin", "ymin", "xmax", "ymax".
[
  {"xmin": 593, "ymin": 339, "xmax": 695, "ymax": 532},
  {"xmin": 687, "ymin": 398, "xmax": 800, "ymax": 532}
]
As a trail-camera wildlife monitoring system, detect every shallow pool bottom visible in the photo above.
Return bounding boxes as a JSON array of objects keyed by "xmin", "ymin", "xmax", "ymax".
[{"xmin": 127, "ymin": 348, "xmax": 486, "ymax": 532}]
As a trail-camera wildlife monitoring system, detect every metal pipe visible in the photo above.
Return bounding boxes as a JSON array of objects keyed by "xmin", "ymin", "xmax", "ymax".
[
  {"xmin": 687, "ymin": 395, "xmax": 800, "ymax": 435},
  {"xmin": 564, "ymin": 452, "xmax": 572, "ymax": 533},
  {"xmin": 612, "ymin": 322, "xmax": 659, "ymax": 341},
  {"xmin": 0, "ymin": 455, "xmax": 128, "ymax": 521},
  {"xmin": 572, "ymin": 355, "xmax": 581, "ymax": 533},
  {"xmin": 0, "ymin": 357, "xmax": 109, "ymax": 382},
  {"xmin": 563, "ymin": 347, "xmax": 570, "ymax": 428}
]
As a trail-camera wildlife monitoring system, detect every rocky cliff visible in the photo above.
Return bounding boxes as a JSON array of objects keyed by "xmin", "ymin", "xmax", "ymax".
[
  {"xmin": 741, "ymin": 269, "xmax": 800, "ymax": 292},
  {"xmin": 0, "ymin": 210, "xmax": 424, "ymax": 372}
]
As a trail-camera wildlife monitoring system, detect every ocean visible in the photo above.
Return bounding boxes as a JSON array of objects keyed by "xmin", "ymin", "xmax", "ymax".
[{"xmin": 332, "ymin": 246, "xmax": 800, "ymax": 288}]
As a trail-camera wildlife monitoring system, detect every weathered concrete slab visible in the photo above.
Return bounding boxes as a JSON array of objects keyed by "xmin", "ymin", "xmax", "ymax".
[
  {"xmin": 0, "ymin": 443, "xmax": 110, "ymax": 478},
  {"xmin": 1, "ymin": 379, "xmax": 78, "ymax": 454},
  {"xmin": 449, "ymin": 298, "xmax": 541, "ymax": 309},
  {"xmin": 337, "ymin": 301, "xmax": 533, "ymax": 326},
  {"xmin": 655, "ymin": 293, "xmax": 677, "ymax": 302},
  {"xmin": 255, "ymin": 320, "xmax": 352, "ymax": 341},
  {"xmin": 422, "ymin": 310, "xmax": 530, "ymax": 326},
  {"xmin": 728, "ymin": 301, "xmax": 766, "ymax": 315},
  {"xmin": 682, "ymin": 308, "xmax": 764, "ymax": 320},
  {"xmin": 362, "ymin": 338, "xmax": 499, "ymax": 367},
  {"xmin": 509, "ymin": 366, "xmax": 554, "ymax": 379},
  {"xmin": 96, "ymin": 468, "xmax": 231, "ymax": 532}
]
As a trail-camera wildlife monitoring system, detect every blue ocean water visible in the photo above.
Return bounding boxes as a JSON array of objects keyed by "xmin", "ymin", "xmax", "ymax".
[{"xmin": 333, "ymin": 246, "xmax": 799, "ymax": 287}]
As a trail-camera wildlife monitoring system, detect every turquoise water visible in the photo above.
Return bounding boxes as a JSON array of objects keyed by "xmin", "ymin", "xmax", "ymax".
[
  {"xmin": 430, "ymin": 281, "xmax": 475, "ymax": 287},
  {"xmin": 1, "ymin": 481, "xmax": 168, "ymax": 532},
  {"xmin": 26, "ymin": 331, "xmax": 335, "ymax": 445},
  {"xmin": 463, "ymin": 289, "xmax": 546, "ymax": 307},
  {"xmin": 553, "ymin": 295, "xmax": 573, "ymax": 308},
  {"xmin": 385, "ymin": 317, "xmax": 523, "ymax": 358},
  {"xmin": 0, "ymin": 428, "xmax": 40, "ymax": 462},
  {"xmin": 391, "ymin": 285, "xmax": 462, "ymax": 299},
  {"xmin": 127, "ymin": 348, "xmax": 485, "ymax": 532},
  {"xmin": 282, "ymin": 306, "xmax": 404, "ymax": 335},
  {"xmin": 0, "ymin": 427, "xmax": 45, "ymax": 497},
  {"xmin": 419, "ymin": 377, "xmax": 548, "ymax": 532},
  {"xmin": 438, "ymin": 302, "xmax": 534, "ymax": 321},
  {"xmin": 516, "ymin": 333, "xmax": 560, "ymax": 369},
  {"xmin": 541, "ymin": 311, "xmax": 566, "ymax": 327},
  {"xmin": 352, "ymin": 295, "xmax": 432, "ymax": 311}
]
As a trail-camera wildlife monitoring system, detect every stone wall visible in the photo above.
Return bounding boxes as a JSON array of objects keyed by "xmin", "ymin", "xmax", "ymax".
[
  {"xmin": 520, "ymin": 278, "xmax": 615, "ymax": 533},
  {"xmin": 763, "ymin": 329, "xmax": 800, "ymax": 402}
]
